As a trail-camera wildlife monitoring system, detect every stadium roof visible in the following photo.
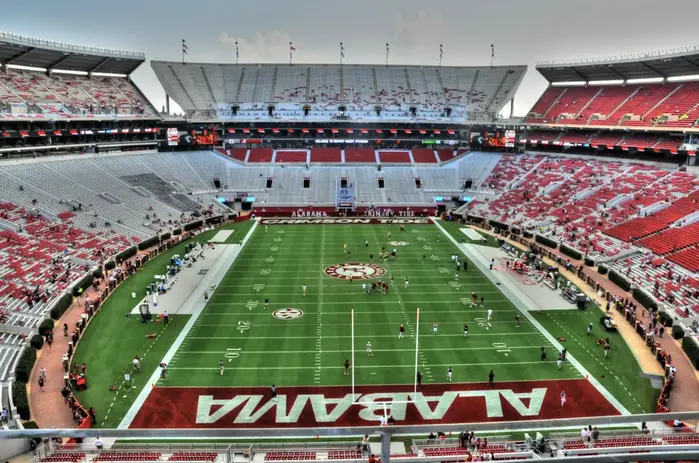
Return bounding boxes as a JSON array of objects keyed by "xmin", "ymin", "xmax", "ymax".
[
  {"xmin": 0, "ymin": 31, "xmax": 145, "ymax": 75},
  {"xmin": 536, "ymin": 46, "xmax": 699, "ymax": 82}
]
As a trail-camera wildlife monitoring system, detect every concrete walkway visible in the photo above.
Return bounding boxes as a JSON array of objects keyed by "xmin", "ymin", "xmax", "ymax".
[
  {"xmin": 28, "ymin": 283, "xmax": 102, "ymax": 428},
  {"xmin": 28, "ymin": 250, "xmax": 151, "ymax": 428}
]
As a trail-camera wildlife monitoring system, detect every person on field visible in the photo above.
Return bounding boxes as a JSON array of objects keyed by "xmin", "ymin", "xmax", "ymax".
[{"xmin": 488, "ymin": 370, "xmax": 495, "ymax": 386}]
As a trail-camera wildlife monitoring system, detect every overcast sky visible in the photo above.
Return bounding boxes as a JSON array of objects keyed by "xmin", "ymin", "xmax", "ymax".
[{"xmin": 2, "ymin": 0, "xmax": 696, "ymax": 117}]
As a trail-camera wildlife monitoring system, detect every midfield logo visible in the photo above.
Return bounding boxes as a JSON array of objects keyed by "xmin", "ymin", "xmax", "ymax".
[
  {"xmin": 273, "ymin": 308, "xmax": 304, "ymax": 320},
  {"xmin": 195, "ymin": 388, "xmax": 547, "ymax": 425},
  {"xmin": 325, "ymin": 263, "xmax": 387, "ymax": 280}
]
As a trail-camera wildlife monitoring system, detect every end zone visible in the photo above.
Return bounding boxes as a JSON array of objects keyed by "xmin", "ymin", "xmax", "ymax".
[{"xmin": 128, "ymin": 380, "xmax": 619, "ymax": 429}]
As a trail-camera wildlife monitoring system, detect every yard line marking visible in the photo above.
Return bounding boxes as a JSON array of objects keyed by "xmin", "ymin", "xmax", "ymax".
[
  {"xmin": 193, "ymin": 321, "xmax": 530, "ymax": 327},
  {"xmin": 186, "ymin": 332, "xmax": 542, "ymax": 340},
  {"xmin": 206, "ymin": 300, "xmax": 512, "ymax": 305},
  {"xmin": 177, "ymin": 346, "xmax": 549, "ymax": 355},
  {"xmin": 207, "ymin": 300, "xmax": 512, "ymax": 306},
  {"xmin": 369, "ymin": 226, "xmax": 427, "ymax": 384},
  {"xmin": 314, "ymin": 226, "xmax": 326, "ymax": 385},
  {"xmin": 200, "ymin": 308, "xmax": 520, "ymax": 316},
  {"xmin": 168, "ymin": 360, "xmax": 562, "ymax": 371}
]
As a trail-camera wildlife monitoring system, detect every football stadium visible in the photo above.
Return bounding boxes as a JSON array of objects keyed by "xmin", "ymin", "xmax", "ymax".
[{"xmin": 1, "ymin": 4, "xmax": 699, "ymax": 463}]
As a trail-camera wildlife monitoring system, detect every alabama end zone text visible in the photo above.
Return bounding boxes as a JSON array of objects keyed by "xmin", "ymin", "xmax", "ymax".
[{"xmin": 129, "ymin": 381, "xmax": 619, "ymax": 429}]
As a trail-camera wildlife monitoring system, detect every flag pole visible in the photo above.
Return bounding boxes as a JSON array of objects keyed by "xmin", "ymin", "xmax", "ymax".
[
  {"xmin": 439, "ymin": 44, "xmax": 443, "ymax": 67},
  {"xmin": 414, "ymin": 307, "xmax": 420, "ymax": 395},
  {"xmin": 491, "ymin": 44, "xmax": 495, "ymax": 69},
  {"xmin": 235, "ymin": 41, "xmax": 239, "ymax": 65},
  {"xmin": 289, "ymin": 42, "xmax": 293, "ymax": 66},
  {"xmin": 385, "ymin": 43, "xmax": 389, "ymax": 66},
  {"xmin": 340, "ymin": 42, "xmax": 343, "ymax": 66},
  {"xmin": 181, "ymin": 39, "xmax": 184, "ymax": 65}
]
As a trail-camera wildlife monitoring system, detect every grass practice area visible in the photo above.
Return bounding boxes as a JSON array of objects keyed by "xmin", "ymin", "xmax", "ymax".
[{"xmin": 75, "ymin": 219, "xmax": 658, "ymax": 429}]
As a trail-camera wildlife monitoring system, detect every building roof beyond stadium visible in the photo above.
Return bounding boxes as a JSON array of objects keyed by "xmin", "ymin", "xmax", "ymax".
[
  {"xmin": 0, "ymin": 31, "xmax": 145, "ymax": 75},
  {"xmin": 536, "ymin": 47, "xmax": 699, "ymax": 82}
]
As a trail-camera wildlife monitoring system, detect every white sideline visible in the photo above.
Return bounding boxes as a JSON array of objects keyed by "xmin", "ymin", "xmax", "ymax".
[
  {"xmin": 430, "ymin": 218, "xmax": 631, "ymax": 416},
  {"xmin": 114, "ymin": 220, "xmax": 259, "ymax": 434}
]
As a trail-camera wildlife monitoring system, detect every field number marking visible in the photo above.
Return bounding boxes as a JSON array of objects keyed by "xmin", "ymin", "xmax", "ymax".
[
  {"xmin": 237, "ymin": 321, "xmax": 251, "ymax": 332},
  {"xmin": 225, "ymin": 348, "xmax": 242, "ymax": 362},
  {"xmin": 492, "ymin": 342, "xmax": 511, "ymax": 356}
]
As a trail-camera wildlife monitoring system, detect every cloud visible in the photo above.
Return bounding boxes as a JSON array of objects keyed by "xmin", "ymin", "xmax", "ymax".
[
  {"xmin": 390, "ymin": 10, "xmax": 448, "ymax": 48},
  {"xmin": 217, "ymin": 30, "xmax": 294, "ymax": 63}
]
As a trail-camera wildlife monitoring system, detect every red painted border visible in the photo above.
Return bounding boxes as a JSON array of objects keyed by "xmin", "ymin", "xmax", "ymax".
[{"xmin": 129, "ymin": 380, "xmax": 619, "ymax": 429}]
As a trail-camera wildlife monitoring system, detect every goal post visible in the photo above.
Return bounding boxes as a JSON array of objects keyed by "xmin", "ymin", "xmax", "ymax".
[
  {"xmin": 351, "ymin": 309, "xmax": 355, "ymax": 398},
  {"xmin": 350, "ymin": 307, "xmax": 420, "ymax": 405},
  {"xmin": 413, "ymin": 307, "xmax": 420, "ymax": 395}
]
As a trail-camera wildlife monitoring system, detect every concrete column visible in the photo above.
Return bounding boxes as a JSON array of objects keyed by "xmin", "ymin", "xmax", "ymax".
[{"xmin": 380, "ymin": 432, "xmax": 391, "ymax": 463}]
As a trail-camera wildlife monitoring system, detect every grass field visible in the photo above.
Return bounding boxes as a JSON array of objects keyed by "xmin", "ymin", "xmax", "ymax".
[
  {"xmin": 164, "ymin": 223, "xmax": 580, "ymax": 387},
  {"xmin": 73, "ymin": 218, "xmax": 658, "ymax": 429}
]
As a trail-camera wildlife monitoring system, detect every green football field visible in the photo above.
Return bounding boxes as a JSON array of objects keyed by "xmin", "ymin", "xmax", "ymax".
[
  {"xmin": 72, "ymin": 219, "xmax": 659, "ymax": 429},
  {"xmin": 163, "ymin": 223, "xmax": 581, "ymax": 387}
]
